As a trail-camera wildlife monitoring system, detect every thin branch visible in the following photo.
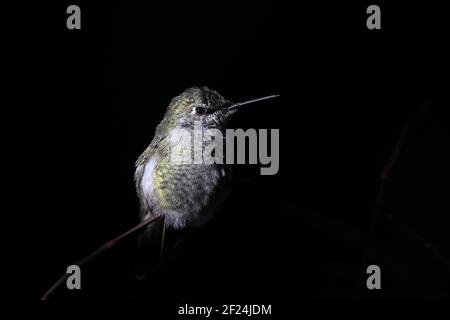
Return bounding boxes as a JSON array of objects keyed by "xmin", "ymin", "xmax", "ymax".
[
  {"xmin": 387, "ymin": 213, "xmax": 450, "ymax": 272},
  {"xmin": 41, "ymin": 214, "xmax": 162, "ymax": 300},
  {"xmin": 353, "ymin": 103, "xmax": 428, "ymax": 298}
]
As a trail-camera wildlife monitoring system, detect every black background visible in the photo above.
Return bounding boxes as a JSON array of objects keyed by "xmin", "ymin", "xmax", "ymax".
[{"xmin": 3, "ymin": 1, "xmax": 449, "ymax": 300}]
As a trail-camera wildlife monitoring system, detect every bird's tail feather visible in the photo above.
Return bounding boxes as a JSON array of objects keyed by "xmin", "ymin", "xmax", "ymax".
[{"xmin": 134, "ymin": 215, "xmax": 165, "ymax": 280}]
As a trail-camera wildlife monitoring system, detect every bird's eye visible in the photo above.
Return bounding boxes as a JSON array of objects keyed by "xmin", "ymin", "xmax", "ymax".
[{"xmin": 193, "ymin": 106, "xmax": 206, "ymax": 114}]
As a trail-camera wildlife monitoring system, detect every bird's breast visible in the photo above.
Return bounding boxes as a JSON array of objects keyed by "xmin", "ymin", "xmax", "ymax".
[{"xmin": 138, "ymin": 155, "xmax": 229, "ymax": 228}]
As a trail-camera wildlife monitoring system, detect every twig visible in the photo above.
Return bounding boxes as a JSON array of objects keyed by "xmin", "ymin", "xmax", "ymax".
[
  {"xmin": 387, "ymin": 213, "xmax": 450, "ymax": 272},
  {"xmin": 41, "ymin": 214, "xmax": 162, "ymax": 300},
  {"xmin": 353, "ymin": 103, "xmax": 428, "ymax": 298}
]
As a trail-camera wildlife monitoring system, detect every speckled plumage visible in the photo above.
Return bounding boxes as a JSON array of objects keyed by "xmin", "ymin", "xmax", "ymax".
[{"xmin": 135, "ymin": 86, "xmax": 234, "ymax": 229}]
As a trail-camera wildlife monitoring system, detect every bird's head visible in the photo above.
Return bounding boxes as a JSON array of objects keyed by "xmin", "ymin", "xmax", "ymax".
[{"xmin": 158, "ymin": 86, "xmax": 279, "ymax": 133}]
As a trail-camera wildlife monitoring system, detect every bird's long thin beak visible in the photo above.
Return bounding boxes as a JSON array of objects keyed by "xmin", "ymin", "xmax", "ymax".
[{"xmin": 227, "ymin": 94, "xmax": 280, "ymax": 110}]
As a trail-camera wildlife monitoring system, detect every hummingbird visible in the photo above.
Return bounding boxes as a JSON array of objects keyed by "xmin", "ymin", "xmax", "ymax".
[{"xmin": 134, "ymin": 86, "xmax": 278, "ymax": 279}]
